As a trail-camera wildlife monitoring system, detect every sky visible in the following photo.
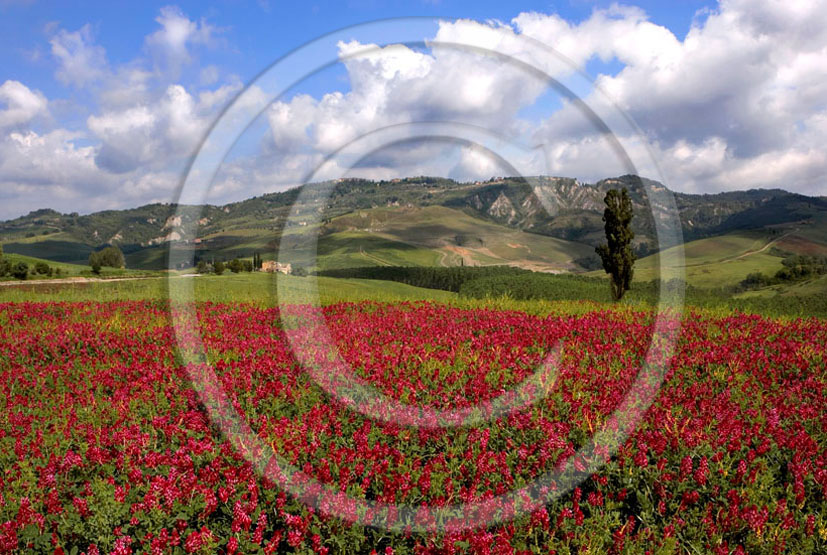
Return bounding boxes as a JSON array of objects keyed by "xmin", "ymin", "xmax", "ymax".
[{"xmin": 0, "ymin": 0, "xmax": 825, "ymax": 219}]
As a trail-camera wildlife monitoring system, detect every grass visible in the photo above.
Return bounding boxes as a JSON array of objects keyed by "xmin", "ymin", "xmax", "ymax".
[
  {"xmin": 0, "ymin": 252, "xmax": 155, "ymax": 281},
  {"xmin": 0, "ymin": 273, "xmax": 457, "ymax": 305},
  {"xmin": 734, "ymin": 273, "xmax": 827, "ymax": 299},
  {"xmin": 315, "ymin": 231, "xmax": 444, "ymax": 269},
  {"xmin": 2, "ymin": 236, "xmax": 93, "ymax": 264},
  {"xmin": 589, "ymin": 230, "xmax": 788, "ymax": 288},
  {"xmin": 4, "ymin": 268, "xmax": 824, "ymax": 320},
  {"xmin": 321, "ymin": 205, "xmax": 594, "ymax": 271}
]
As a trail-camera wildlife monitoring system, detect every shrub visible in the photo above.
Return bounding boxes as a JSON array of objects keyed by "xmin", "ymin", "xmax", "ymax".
[
  {"xmin": 11, "ymin": 261, "xmax": 28, "ymax": 280},
  {"xmin": 228, "ymin": 259, "xmax": 243, "ymax": 273}
]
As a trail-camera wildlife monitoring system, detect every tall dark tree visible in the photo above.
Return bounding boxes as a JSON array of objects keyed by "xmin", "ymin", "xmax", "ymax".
[{"xmin": 595, "ymin": 188, "xmax": 636, "ymax": 301}]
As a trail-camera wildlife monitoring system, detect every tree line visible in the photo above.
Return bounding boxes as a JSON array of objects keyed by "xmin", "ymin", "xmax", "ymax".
[{"xmin": 0, "ymin": 243, "xmax": 65, "ymax": 280}]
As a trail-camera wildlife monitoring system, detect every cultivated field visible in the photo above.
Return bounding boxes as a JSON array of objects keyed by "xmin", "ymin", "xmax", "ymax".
[{"xmin": 0, "ymin": 275, "xmax": 825, "ymax": 553}]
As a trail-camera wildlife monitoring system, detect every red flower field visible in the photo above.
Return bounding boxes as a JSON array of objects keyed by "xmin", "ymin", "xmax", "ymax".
[{"xmin": 0, "ymin": 301, "xmax": 825, "ymax": 553}]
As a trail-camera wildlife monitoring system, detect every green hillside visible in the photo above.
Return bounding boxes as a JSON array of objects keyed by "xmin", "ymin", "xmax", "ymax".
[
  {"xmin": 0, "ymin": 251, "xmax": 150, "ymax": 281},
  {"xmin": 627, "ymin": 230, "xmax": 786, "ymax": 288},
  {"xmin": 312, "ymin": 205, "xmax": 593, "ymax": 271},
  {"xmin": 3, "ymin": 175, "xmax": 826, "ymax": 273}
]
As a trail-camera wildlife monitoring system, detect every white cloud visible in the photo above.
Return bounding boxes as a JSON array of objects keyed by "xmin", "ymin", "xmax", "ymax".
[
  {"xmin": 145, "ymin": 5, "xmax": 218, "ymax": 76},
  {"xmin": 519, "ymin": 0, "xmax": 827, "ymax": 192},
  {"xmin": 50, "ymin": 24, "xmax": 108, "ymax": 87},
  {"xmin": 88, "ymin": 83, "xmax": 221, "ymax": 174},
  {"xmin": 0, "ymin": 80, "xmax": 48, "ymax": 128}
]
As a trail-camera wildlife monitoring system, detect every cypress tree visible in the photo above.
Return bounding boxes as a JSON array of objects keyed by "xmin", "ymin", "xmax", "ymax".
[{"xmin": 595, "ymin": 188, "xmax": 636, "ymax": 301}]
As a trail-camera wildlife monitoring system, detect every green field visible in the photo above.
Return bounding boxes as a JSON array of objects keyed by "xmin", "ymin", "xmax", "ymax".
[
  {"xmin": 0, "ymin": 251, "xmax": 154, "ymax": 281},
  {"xmin": 0, "ymin": 273, "xmax": 456, "ymax": 305},
  {"xmin": 2, "ymin": 269, "xmax": 824, "ymax": 320},
  {"xmin": 591, "ymin": 230, "xmax": 788, "ymax": 288}
]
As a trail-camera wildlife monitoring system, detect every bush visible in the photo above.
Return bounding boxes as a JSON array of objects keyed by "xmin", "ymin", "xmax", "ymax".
[
  {"xmin": 228, "ymin": 259, "xmax": 243, "ymax": 273},
  {"xmin": 11, "ymin": 262, "xmax": 28, "ymax": 280},
  {"xmin": 93, "ymin": 246, "xmax": 125, "ymax": 269},
  {"xmin": 35, "ymin": 261, "xmax": 50, "ymax": 275},
  {"xmin": 213, "ymin": 261, "xmax": 225, "ymax": 275},
  {"xmin": 196, "ymin": 260, "xmax": 209, "ymax": 274},
  {"xmin": 89, "ymin": 253, "xmax": 102, "ymax": 275}
]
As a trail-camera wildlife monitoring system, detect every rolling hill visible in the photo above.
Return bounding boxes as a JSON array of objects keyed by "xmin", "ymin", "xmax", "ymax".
[{"xmin": 1, "ymin": 175, "xmax": 825, "ymax": 279}]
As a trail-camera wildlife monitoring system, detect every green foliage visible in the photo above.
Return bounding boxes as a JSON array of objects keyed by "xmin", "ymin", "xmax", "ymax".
[
  {"xmin": 227, "ymin": 258, "xmax": 244, "ymax": 273},
  {"xmin": 739, "ymin": 254, "xmax": 827, "ymax": 290},
  {"xmin": 89, "ymin": 254, "xmax": 102, "ymax": 274},
  {"xmin": 292, "ymin": 265, "xmax": 308, "ymax": 277},
  {"xmin": 11, "ymin": 261, "xmax": 28, "ymax": 280},
  {"xmin": 461, "ymin": 273, "xmax": 611, "ymax": 302},
  {"xmin": 213, "ymin": 260, "xmax": 225, "ymax": 275},
  {"xmin": 99, "ymin": 246, "xmax": 125, "ymax": 268},
  {"xmin": 89, "ymin": 246, "xmax": 125, "ymax": 273},
  {"xmin": 196, "ymin": 260, "xmax": 209, "ymax": 274},
  {"xmin": 242, "ymin": 259, "xmax": 253, "ymax": 272},
  {"xmin": 0, "ymin": 258, "xmax": 9, "ymax": 277},
  {"xmin": 34, "ymin": 261, "xmax": 51, "ymax": 275},
  {"xmin": 596, "ymin": 188, "xmax": 636, "ymax": 301}
]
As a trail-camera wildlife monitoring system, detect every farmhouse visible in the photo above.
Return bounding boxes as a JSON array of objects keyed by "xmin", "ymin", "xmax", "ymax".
[{"xmin": 261, "ymin": 261, "xmax": 292, "ymax": 274}]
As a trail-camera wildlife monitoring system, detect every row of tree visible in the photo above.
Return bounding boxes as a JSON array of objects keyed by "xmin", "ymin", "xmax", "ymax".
[
  {"xmin": 740, "ymin": 254, "xmax": 827, "ymax": 290},
  {"xmin": 0, "ymin": 244, "xmax": 64, "ymax": 280},
  {"xmin": 195, "ymin": 253, "xmax": 310, "ymax": 276},
  {"xmin": 196, "ymin": 257, "xmax": 256, "ymax": 275}
]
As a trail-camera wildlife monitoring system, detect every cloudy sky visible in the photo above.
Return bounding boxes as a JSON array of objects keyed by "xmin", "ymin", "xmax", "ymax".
[{"xmin": 0, "ymin": 0, "xmax": 825, "ymax": 219}]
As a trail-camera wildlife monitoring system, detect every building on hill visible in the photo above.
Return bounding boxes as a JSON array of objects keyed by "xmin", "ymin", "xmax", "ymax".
[{"xmin": 261, "ymin": 261, "xmax": 292, "ymax": 274}]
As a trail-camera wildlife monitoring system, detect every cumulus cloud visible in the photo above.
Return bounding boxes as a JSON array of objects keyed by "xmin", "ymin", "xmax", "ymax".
[
  {"xmin": 521, "ymin": 0, "xmax": 827, "ymax": 192},
  {"xmin": 0, "ymin": 80, "xmax": 48, "ymax": 128},
  {"xmin": 50, "ymin": 24, "xmax": 108, "ymax": 87},
  {"xmin": 87, "ymin": 83, "xmax": 223, "ymax": 174},
  {"xmin": 145, "ymin": 5, "xmax": 219, "ymax": 76}
]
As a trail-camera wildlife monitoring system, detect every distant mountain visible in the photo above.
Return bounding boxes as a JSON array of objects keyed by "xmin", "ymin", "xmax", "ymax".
[{"xmin": 1, "ymin": 175, "xmax": 826, "ymax": 271}]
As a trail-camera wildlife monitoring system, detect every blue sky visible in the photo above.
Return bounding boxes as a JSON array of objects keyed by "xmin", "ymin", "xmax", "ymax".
[
  {"xmin": 0, "ymin": 1, "xmax": 713, "ymax": 104},
  {"xmin": 0, "ymin": 0, "xmax": 825, "ymax": 219}
]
